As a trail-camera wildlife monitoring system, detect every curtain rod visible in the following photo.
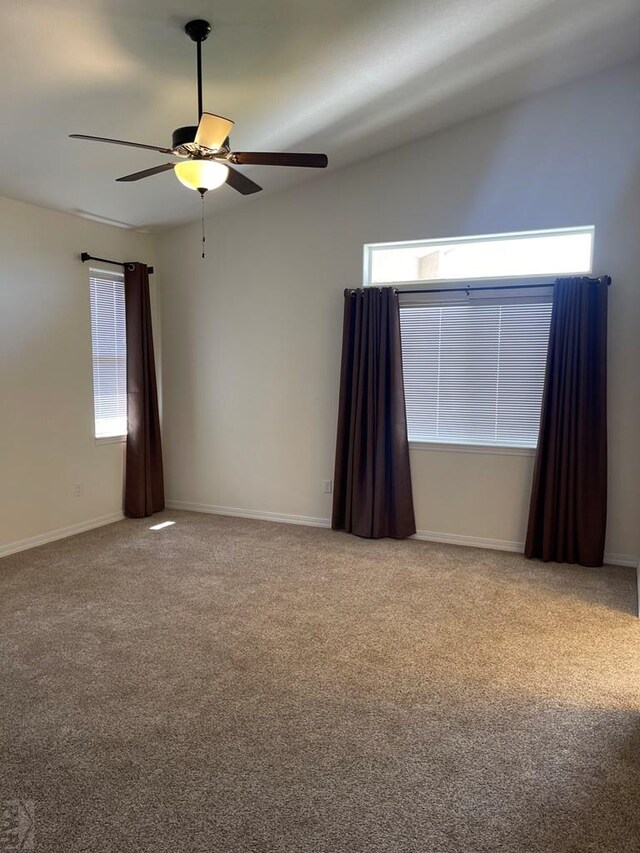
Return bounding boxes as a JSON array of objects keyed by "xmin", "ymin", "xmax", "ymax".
[
  {"xmin": 80, "ymin": 252, "xmax": 154, "ymax": 274},
  {"xmin": 395, "ymin": 275, "xmax": 610, "ymax": 296}
]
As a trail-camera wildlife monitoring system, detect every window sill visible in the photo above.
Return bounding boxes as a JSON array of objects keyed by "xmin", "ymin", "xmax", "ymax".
[
  {"xmin": 409, "ymin": 441, "xmax": 536, "ymax": 457},
  {"xmin": 95, "ymin": 435, "xmax": 127, "ymax": 445}
]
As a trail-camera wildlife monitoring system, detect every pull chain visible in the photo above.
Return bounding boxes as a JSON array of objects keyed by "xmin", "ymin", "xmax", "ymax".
[{"xmin": 199, "ymin": 190, "xmax": 206, "ymax": 258}]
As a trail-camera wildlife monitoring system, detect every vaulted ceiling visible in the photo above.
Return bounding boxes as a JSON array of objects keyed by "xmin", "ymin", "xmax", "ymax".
[{"xmin": 1, "ymin": 0, "xmax": 638, "ymax": 230}]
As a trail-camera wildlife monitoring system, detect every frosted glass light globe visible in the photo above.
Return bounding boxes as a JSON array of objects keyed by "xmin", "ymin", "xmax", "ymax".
[{"xmin": 174, "ymin": 160, "xmax": 228, "ymax": 192}]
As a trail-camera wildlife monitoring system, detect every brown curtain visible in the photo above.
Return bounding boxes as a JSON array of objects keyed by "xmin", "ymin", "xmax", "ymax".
[
  {"xmin": 124, "ymin": 263, "xmax": 164, "ymax": 518},
  {"xmin": 332, "ymin": 287, "xmax": 416, "ymax": 539},
  {"xmin": 525, "ymin": 276, "xmax": 609, "ymax": 567}
]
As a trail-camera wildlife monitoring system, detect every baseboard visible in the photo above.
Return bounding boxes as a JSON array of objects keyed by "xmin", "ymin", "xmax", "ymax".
[
  {"xmin": 165, "ymin": 500, "xmax": 332, "ymax": 529},
  {"xmin": 412, "ymin": 529, "xmax": 524, "ymax": 553},
  {"xmin": 602, "ymin": 552, "xmax": 640, "ymax": 569},
  {"xmin": 0, "ymin": 512, "xmax": 125, "ymax": 559},
  {"xmin": 413, "ymin": 529, "xmax": 638, "ymax": 568},
  {"xmin": 165, "ymin": 501, "xmax": 640, "ymax": 569}
]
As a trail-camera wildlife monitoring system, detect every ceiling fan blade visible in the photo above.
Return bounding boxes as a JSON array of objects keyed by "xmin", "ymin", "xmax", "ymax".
[
  {"xmin": 116, "ymin": 163, "xmax": 176, "ymax": 182},
  {"xmin": 230, "ymin": 152, "xmax": 328, "ymax": 168},
  {"xmin": 194, "ymin": 113, "xmax": 235, "ymax": 151},
  {"xmin": 224, "ymin": 166, "xmax": 262, "ymax": 195},
  {"xmin": 70, "ymin": 134, "xmax": 174, "ymax": 154}
]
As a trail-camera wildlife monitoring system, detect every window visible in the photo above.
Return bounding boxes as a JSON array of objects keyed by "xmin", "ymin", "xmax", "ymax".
[
  {"xmin": 89, "ymin": 271, "xmax": 127, "ymax": 439},
  {"xmin": 363, "ymin": 227, "xmax": 593, "ymax": 450},
  {"xmin": 399, "ymin": 301, "xmax": 552, "ymax": 448},
  {"xmin": 364, "ymin": 226, "xmax": 593, "ymax": 285}
]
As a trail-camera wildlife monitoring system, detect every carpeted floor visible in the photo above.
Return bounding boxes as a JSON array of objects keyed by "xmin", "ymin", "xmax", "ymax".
[{"xmin": 1, "ymin": 511, "xmax": 639, "ymax": 852}]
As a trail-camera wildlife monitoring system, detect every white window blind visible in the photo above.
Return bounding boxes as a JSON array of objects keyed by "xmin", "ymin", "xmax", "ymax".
[
  {"xmin": 399, "ymin": 301, "xmax": 552, "ymax": 448},
  {"xmin": 89, "ymin": 273, "xmax": 127, "ymax": 438}
]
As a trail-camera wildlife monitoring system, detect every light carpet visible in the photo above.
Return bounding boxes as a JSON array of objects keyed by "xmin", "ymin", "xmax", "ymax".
[{"xmin": 1, "ymin": 510, "xmax": 639, "ymax": 852}]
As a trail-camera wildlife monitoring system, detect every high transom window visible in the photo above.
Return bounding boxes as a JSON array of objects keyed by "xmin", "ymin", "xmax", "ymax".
[{"xmin": 364, "ymin": 227, "xmax": 593, "ymax": 285}]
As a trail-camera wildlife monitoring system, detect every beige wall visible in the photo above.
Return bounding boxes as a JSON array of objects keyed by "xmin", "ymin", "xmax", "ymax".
[
  {"xmin": 0, "ymin": 197, "xmax": 155, "ymax": 551},
  {"xmin": 157, "ymin": 60, "xmax": 640, "ymax": 562}
]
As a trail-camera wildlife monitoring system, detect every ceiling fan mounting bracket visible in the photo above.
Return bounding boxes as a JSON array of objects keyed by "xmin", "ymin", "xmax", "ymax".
[{"xmin": 184, "ymin": 20, "xmax": 211, "ymax": 43}]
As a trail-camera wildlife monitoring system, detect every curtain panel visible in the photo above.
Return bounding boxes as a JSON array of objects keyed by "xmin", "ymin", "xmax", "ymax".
[
  {"xmin": 124, "ymin": 263, "xmax": 165, "ymax": 518},
  {"xmin": 525, "ymin": 276, "xmax": 609, "ymax": 567},
  {"xmin": 332, "ymin": 287, "xmax": 416, "ymax": 539}
]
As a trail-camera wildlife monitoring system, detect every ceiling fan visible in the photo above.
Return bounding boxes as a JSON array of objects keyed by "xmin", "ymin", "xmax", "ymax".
[{"xmin": 70, "ymin": 19, "xmax": 328, "ymax": 197}]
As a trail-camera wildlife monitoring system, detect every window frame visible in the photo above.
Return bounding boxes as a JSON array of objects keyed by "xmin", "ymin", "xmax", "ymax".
[
  {"xmin": 89, "ymin": 267, "xmax": 127, "ymax": 444},
  {"xmin": 408, "ymin": 439, "xmax": 536, "ymax": 457}
]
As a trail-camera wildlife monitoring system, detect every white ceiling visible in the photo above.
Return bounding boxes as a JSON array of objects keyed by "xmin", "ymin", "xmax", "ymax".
[{"xmin": 1, "ymin": 0, "xmax": 638, "ymax": 230}]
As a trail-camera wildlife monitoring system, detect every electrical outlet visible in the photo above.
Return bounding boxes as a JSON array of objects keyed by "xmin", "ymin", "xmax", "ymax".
[
  {"xmin": 73, "ymin": 483, "xmax": 83, "ymax": 497},
  {"xmin": 322, "ymin": 479, "xmax": 333, "ymax": 494}
]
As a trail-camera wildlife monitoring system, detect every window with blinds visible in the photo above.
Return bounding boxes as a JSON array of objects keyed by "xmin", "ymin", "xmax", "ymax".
[
  {"xmin": 89, "ymin": 272, "xmax": 127, "ymax": 438},
  {"xmin": 399, "ymin": 301, "xmax": 552, "ymax": 448}
]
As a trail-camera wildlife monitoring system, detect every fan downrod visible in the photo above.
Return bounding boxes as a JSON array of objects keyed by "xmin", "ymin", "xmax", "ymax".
[
  {"xmin": 185, "ymin": 20, "xmax": 211, "ymax": 121},
  {"xmin": 184, "ymin": 19, "xmax": 211, "ymax": 43}
]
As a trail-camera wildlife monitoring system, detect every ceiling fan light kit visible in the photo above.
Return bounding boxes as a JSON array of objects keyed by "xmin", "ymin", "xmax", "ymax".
[{"xmin": 174, "ymin": 160, "xmax": 229, "ymax": 193}]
